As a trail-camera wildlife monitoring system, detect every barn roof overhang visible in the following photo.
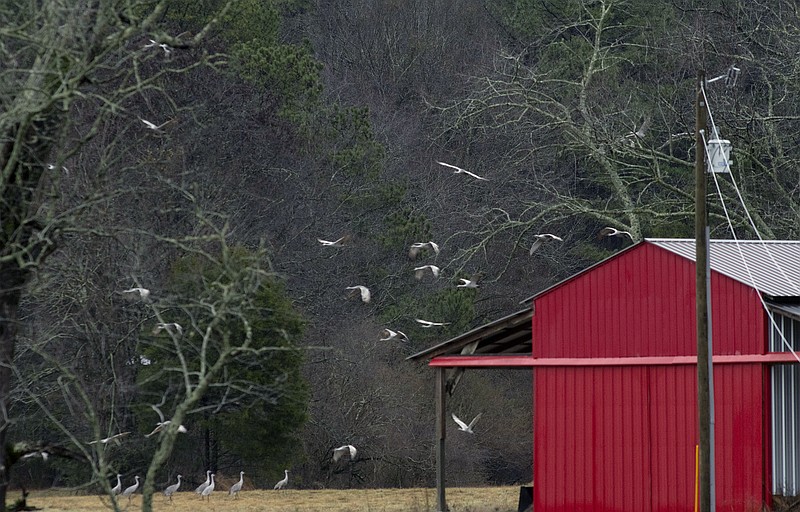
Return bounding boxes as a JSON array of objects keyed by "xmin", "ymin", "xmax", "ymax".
[
  {"xmin": 767, "ymin": 301, "xmax": 800, "ymax": 322},
  {"xmin": 406, "ymin": 307, "xmax": 532, "ymax": 364}
]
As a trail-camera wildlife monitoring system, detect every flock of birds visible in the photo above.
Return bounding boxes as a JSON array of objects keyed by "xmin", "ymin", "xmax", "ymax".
[
  {"xmin": 316, "ymin": 161, "xmax": 635, "ymax": 436},
  {"xmin": 105, "ymin": 446, "xmax": 358, "ymax": 501},
  {"xmin": 109, "ymin": 470, "xmax": 245, "ymax": 503},
  {"xmin": 320, "ymin": 160, "xmax": 634, "ymax": 347},
  {"xmin": 110, "ymin": 286, "xmax": 362, "ymax": 497},
  {"xmin": 102, "ymin": 160, "xmax": 634, "ymax": 497}
]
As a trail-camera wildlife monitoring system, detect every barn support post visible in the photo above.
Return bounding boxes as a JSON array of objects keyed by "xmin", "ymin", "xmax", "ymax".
[{"xmin": 435, "ymin": 366, "xmax": 447, "ymax": 512}]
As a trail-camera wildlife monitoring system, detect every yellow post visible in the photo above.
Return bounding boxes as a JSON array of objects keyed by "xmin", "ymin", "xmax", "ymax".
[{"xmin": 694, "ymin": 444, "xmax": 700, "ymax": 512}]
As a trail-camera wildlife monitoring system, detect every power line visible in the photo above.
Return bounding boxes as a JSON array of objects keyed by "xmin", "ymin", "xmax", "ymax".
[
  {"xmin": 700, "ymin": 85, "xmax": 800, "ymax": 295},
  {"xmin": 700, "ymin": 129, "xmax": 800, "ymax": 362}
]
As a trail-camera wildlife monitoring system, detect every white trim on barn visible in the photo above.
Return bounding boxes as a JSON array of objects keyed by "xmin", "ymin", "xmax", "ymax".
[{"xmin": 770, "ymin": 310, "xmax": 800, "ymax": 496}]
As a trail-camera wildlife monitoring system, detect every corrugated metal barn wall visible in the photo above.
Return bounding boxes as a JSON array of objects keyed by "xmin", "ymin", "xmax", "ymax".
[
  {"xmin": 533, "ymin": 364, "xmax": 766, "ymax": 512},
  {"xmin": 531, "ymin": 242, "xmax": 770, "ymax": 512},
  {"xmin": 532, "ymin": 243, "xmax": 765, "ymax": 359}
]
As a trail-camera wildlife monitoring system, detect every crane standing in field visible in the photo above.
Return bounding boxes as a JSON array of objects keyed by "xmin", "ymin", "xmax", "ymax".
[
  {"xmin": 111, "ymin": 474, "xmax": 122, "ymax": 496},
  {"xmin": 163, "ymin": 475, "xmax": 181, "ymax": 502},
  {"xmin": 229, "ymin": 471, "xmax": 244, "ymax": 499},
  {"xmin": 194, "ymin": 470, "xmax": 211, "ymax": 495},
  {"xmin": 122, "ymin": 476, "xmax": 140, "ymax": 503},
  {"xmin": 201, "ymin": 474, "xmax": 215, "ymax": 501},
  {"xmin": 274, "ymin": 470, "xmax": 289, "ymax": 490}
]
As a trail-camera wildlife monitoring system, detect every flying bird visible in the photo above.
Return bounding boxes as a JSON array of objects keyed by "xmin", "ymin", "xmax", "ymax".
[
  {"xmin": 163, "ymin": 475, "xmax": 181, "ymax": 502},
  {"xmin": 408, "ymin": 241, "xmax": 440, "ymax": 260},
  {"xmin": 46, "ymin": 163, "xmax": 69, "ymax": 174},
  {"xmin": 274, "ymin": 469, "xmax": 289, "ymax": 490},
  {"xmin": 346, "ymin": 285, "xmax": 371, "ymax": 303},
  {"xmin": 624, "ymin": 114, "xmax": 651, "ymax": 140},
  {"xmin": 194, "ymin": 471, "xmax": 211, "ymax": 494},
  {"xmin": 152, "ymin": 322, "xmax": 183, "ymax": 336},
  {"xmin": 333, "ymin": 444, "xmax": 357, "ymax": 462},
  {"xmin": 415, "ymin": 318, "xmax": 450, "ymax": 328},
  {"xmin": 380, "ymin": 328, "xmax": 409, "ymax": 342},
  {"xmin": 145, "ymin": 404, "xmax": 187, "ymax": 437},
  {"xmin": 634, "ymin": 115, "xmax": 651, "ymax": 139},
  {"xmin": 143, "ymin": 39, "xmax": 171, "ymax": 55},
  {"xmin": 318, "ymin": 236, "xmax": 347, "ymax": 247},
  {"xmin": 122, "ymin": 476, "xmax": 140, "ymax": 502},
  {"xmin": 21, "ymin": 451, "xmax": 49, "ymax": 461},
  {"xmin": 229, "ymin": 471, "xmax": 244, "ymax": 499},
  {"xmin": 452, "ymin": 412, "xmax": 483, "ymax": 434},
  {"xmin": 88, "ymin": 432, "xmax": 131, "ymax": 445},
  {"xmin": 140, "ymin": 118, "xmax": 171, "ymax": 131},
  {"xmin": 414, "ymin": 265, "xmax": 440, "ymax": 280},
  {"xmin": 599, "ymin": 226, "xmax": 634, "ymax": 240},
  {"xmin": 120, "ymin": 287, "xmax": 150, "ymax": 301},
  {"xmin": 456, "ymin": 276, "xmax": 480, "ymax": 289},
  {"xmin": 446, "ymin": 341, "xmax": 480, "ymax": 396},
  {"xmin": 529, "ymin": 233, "xmax": 563, "ymax": 255},
  {"xmin": 437, "ymin": 161, "xmax": 489, "ymax": 181}
]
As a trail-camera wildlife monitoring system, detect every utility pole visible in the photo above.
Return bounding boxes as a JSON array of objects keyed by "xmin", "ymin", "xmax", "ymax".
[{"xmin": 695, "ymin": 70, "xmax": 715, "ymax": 512}]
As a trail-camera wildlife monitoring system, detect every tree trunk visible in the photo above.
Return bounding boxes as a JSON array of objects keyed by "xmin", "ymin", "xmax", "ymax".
[{"xmin": 0, "ymin": 266, "xmax": 24, "ymax": 509}]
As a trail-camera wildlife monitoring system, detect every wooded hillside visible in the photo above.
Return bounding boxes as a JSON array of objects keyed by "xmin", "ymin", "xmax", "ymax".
[{"xmin": 2, "ymin": 0, "xmax": 798, "ymax": 508}]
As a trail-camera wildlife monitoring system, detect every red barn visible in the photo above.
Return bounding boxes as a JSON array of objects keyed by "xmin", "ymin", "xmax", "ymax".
[{"xmin": 411, "ymin": 239, "xmax": 800, "ymax": 512}]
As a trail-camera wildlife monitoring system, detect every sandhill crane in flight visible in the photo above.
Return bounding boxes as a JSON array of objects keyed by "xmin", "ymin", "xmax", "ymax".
[
  {"xmin": 120, "ymin": 287, "xmax": 150, "ymax": 301},
  {"xmin": 414, "ymin": 265, "xmax": 440, "ymax": 280},
  {"xmin": 529, "ymin": 233, "xmax": 563, "ymax": 255},
  {"xmin": 380, "ymin": 328, "xmax": 409, "ymax": 342},
  {"xmin": 599, "ymin": 226, "xmax": 634, "ymax": 240},
  {"xmin": 437, "ymin": 161, "xmax": 489, "ymax": 181},
  {"xmin": 145, "ymin": 403, "xmax": 187, "ymax": 437},
  {"xmin": 152, "ymin": 322, "xmax": 183, "ymax": 336},
  {"xmin": 346, "ymin": 285, "xmax": 371, "ymax": 303},
  {"xmin": 457, "ymin": 276, "xmax": 480, "ymax": 289},
  {"xmin": 140, "ymin": 118, "xmax": 171, "ymax": 131},
  {"xmin": 409, "ymin": 241, "xmax": 440, "ymax": 260},
  {"xmin": 452, "ymin": 412, "xmax": 483, "ymax": 434},
  {"xmin": 415, "ymin": 318, "xmax": 450, "ymax": 328},
  {"xmin": 333, "ymin": 444, "xmax": 357, "ymax": 462},
  {"xmin": 318, "ymin": 236, "xmax": 347, "ymax": 247},
  {"xmin": 88, "ymin": 432, "xmax": 130, "ymax": 445}
]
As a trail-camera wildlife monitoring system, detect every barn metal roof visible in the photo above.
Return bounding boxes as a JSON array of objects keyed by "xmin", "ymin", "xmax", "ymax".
[
  {"xmin": 411, "ymin": 239, "xmax": 800, "ymax": 362},
  {"xmin": 406, "ymin": 307, "xmax": 532, "ymax": 360},
  {"xmin": 767, "ymin": 302, "xmax": 800, "ymax": 321},
  {"xmin": 648, "ymin": 239, "xmax": 800, "ymax": 298}
]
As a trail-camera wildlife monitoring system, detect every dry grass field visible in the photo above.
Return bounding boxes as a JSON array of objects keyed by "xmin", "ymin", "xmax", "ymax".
[{"xmin": 25, "ymin": 486, "xmax": 520, "ymax": 512}]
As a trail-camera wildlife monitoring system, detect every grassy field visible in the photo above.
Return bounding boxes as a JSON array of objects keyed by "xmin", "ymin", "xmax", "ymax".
[{"xmin": 25, "ymin": 486, "xmax": 520, "ymax": 512}]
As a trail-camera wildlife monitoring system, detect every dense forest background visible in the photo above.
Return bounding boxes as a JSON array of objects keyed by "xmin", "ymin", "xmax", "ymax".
[{"xmin": 3, "ymin": 0, "xmax": 800, "ymax": 504}]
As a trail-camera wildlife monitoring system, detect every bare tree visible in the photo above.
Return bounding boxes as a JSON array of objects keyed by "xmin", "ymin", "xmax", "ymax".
[
  {"xmin": 0, "ymin": 0, "xmax": 235, "ymax": 507},
  {"xmin": 431, "ymin": 0, "xmax": 800, "ymax": 278}
]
